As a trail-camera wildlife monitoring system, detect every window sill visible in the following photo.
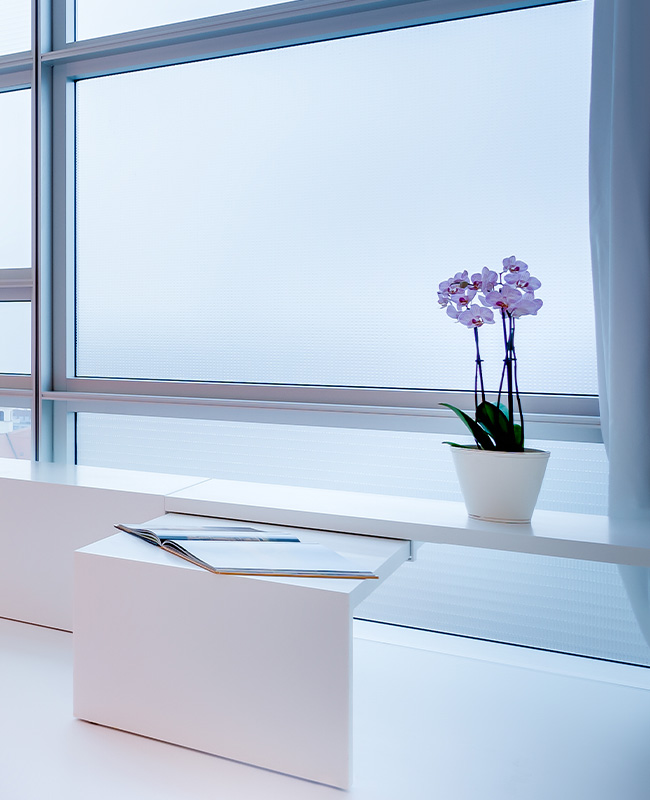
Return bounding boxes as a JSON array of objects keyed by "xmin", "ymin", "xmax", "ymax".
[{"xmin": 0, "ymin": 456, "xmax": 645, "ymax": 568}]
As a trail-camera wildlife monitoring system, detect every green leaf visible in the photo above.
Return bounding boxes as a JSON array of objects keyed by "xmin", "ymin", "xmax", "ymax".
[
  {"xmin": 442, "ymin": 442, "xmax": 479, "ymax": 449},
  {"xmin": 476, "ymin": 401, "xmax": 511, "ymax": 449},
  {"xmin": 440, "ymin": 403, "xmax": 496, "ymax": 450},
  {"xmin": 513, "ymin": 424, "xmax": 524, "ymax": 449}
]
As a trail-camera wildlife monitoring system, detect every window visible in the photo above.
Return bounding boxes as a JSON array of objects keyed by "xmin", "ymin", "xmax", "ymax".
[{"xmin": 74, "ymin": 4, "xmax": 596, "ymax": 395}]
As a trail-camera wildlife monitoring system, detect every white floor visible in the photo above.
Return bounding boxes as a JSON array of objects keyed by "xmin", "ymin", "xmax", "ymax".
[{"xmin": 1, "ymin": 617, "xmax": 650, "ymax": 800}]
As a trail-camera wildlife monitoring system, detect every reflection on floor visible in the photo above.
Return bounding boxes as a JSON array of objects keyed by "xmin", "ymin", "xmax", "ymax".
[{"xmin": 1, "ymin": 617, "xmax": 649, "ymax": 800}]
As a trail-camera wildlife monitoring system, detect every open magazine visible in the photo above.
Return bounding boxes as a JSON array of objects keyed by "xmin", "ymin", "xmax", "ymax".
[
  {"xmin": 115, "ymin": 523, "xmax": 378, "ymax": 580},
  {"xmin": 115, "ymin": 523, "xmax": 301, "ymax": 544}
]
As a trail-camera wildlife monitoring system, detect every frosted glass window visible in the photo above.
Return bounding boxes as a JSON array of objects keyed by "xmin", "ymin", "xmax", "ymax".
[
  {"xmin": 76, "ymin": 1, "xmax": 596, "ymax": 394},
  {"xmin": 76, "ymin": 0, "xmax": 284, "ymax": 40},
  {"xmin": 0, "ymin": 303, "xmax": 31, "ymax": 374},
  {"xmin": 0, "ymin": 0, "xmax": 30, "ymax": 56},
  {"xmin": 0, "ymin": 90, "xmax": 31, "ymax": 270},
  {"xmin": 356, "ymin": 546, "xmax": 650, "ymax": 668},
  {"xmin": 76, "ymin": 412, "xmax": 607, "ymax": 512}
]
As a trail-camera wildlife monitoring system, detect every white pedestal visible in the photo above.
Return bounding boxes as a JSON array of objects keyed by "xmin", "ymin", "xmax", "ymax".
[{"xmin": 73, "ymin": 515, "xmax": 409, "ymax": 789}]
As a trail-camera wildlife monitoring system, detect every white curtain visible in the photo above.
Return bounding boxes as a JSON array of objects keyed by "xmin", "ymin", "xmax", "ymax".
[{"xmin": 590, "ymin": 0, "xmax": 650, "ymax": 518}]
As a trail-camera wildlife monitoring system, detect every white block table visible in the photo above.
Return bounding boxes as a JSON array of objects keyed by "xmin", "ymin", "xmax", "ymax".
[{"xmin": 74, "ymin": 514, "xmax": 409, "ymax": 789}]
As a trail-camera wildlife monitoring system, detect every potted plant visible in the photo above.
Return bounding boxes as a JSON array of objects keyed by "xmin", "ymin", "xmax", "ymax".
[{"xmin": 437, "ymin": 256, "xmax": 549, "ymax": 523}]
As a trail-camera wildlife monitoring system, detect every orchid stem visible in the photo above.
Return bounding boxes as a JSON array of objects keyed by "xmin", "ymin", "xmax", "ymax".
[
  {"xmin": 500, "ymin": 312, "xmax": 515, "ymax": 445},
  {"xmin": 512, "ymin": 320, "xmax": 524, "ymax": 448},
  {"xmin": 474, "ymin": 327, "xmax": 485, "ymax": 410}
]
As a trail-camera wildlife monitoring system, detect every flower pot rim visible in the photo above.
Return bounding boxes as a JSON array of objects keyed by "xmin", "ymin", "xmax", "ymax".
[{"xmin": 447, "ymin": 445, "xmax": 550, "ymax": 458}]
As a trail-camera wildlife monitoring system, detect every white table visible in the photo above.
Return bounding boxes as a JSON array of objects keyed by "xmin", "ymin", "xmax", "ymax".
[{"xmin": 73, "ymin": 514, "xmax": 410, "ymax": 789}]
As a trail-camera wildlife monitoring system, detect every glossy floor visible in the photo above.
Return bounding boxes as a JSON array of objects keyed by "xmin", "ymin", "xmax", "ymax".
[{"xmin": 1, "ymin": 618, "xmax": 649, "ymax": 800}]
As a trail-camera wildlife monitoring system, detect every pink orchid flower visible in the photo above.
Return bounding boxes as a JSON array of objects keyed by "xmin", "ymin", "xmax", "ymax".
[
  {"xmin": 458, "ymin": 304, "xmax": 495, "ymax": 328},
  {"xmin": 484, "ymin": 284, "xmax": 523, "ymax": 312},
  {"xmin": 502, "ymin": 255, "xmax": 528, "ymax": 274},
  {"xmin": 469, "ymin": 268, "xmax": 498, "ymax": 293},
  {"xmin": 504, "ymin": 270, "xmax": 541, "ymax": 293},
  {"xmin": 451, "ymin": 270, "xmax": 470, "ymax": 287},
  {"xmin": 510, "ymin": 296, "xmax": 543, "ymax": 318}
]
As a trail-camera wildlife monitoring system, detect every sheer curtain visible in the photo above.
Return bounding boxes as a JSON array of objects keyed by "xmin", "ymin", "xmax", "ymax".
[{"xmin": 590, "ymin": 0, "xmax": 650, "ymax": 519}]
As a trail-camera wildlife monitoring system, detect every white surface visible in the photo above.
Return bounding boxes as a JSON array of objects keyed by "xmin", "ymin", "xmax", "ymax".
[
  {"xmin": 74, "ymin": 520, "xmax": 409, "ymax": 788},
  {"xmin": 0, "ymin": 456, "xmax": 208, "ymax": 494},
  {"xmin": 167, "ymin": 478, "xmax": 650, "ymax": 566},
  {"xmin": 3, "ymin": 616, "xmax": 650, "ymax": 800},
  {"xmin": 0, "ymin": 463, "xmax": 206, "ymax": 630}
]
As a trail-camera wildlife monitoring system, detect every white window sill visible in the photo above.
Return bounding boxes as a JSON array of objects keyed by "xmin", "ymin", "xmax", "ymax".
[{"xmin": 0, "ymin": 456, "xmax": 645, "ymax": 567}]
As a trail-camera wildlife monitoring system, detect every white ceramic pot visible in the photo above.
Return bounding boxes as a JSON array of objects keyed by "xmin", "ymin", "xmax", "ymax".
[{"xmin": 449, "ymin": 446, "xmax": 550, "ymax": 523}]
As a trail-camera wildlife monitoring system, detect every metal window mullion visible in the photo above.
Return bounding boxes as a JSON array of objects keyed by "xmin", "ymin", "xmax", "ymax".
[
  {"xmin": 31, "ymin": 0, "xmax": 42, "ymax": 460},
  {"xmin": 32, "ymin": 0, "xmax": 55, "ymax": 461},
  {"xmin": 51, "ymin": 0, "xmax": 75, "ymax": 50},
  {"xmin": 50, "ymin": 65, "xmax": 75, "ymax": 464},
  {"xmin": 49, "ymin": 0, "xmax": 76, "ymax": 463}
]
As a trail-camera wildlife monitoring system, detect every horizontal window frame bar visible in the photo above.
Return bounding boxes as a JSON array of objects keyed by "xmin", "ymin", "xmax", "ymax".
[
  {"xmin": 55, "ymin": 380, "xmax": 600, "ymax": 417},
  {"xmin": 0, "ymin": 268, "xmax": 32, "ymax": 302},
  {"xmin": 0, "ymin": 288, "xmax": 32, "ymax": 302},
  {"xmin": 45, "ymin": 389, "xmax": 602, "ymax": 442},
  {"xmin": 0, "ymin": 268, "xmax": 33, "ymax": 288},
  {"xmin": 0, "ymin": 378, "xmax": 32, "ymax": 392},
  {"xmin": 43, "ymin": 0, "xmax": 583, "ymax": 79},
  {"xmin": 0, "ymin": 69, "xmax": 31, "ymax": 90},
  {"xmin": 0, "ymin": 52, "xmax": 30, "ymax": 78}
]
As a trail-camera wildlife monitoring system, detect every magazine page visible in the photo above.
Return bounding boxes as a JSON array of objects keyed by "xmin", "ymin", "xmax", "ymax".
[
  {"xmin": 116, "ymin": 523, "xmax": 300, "ymax": 542},
  {"xmin": 162, "ymin": 540, "xmax": 376, "ymax": 579}
]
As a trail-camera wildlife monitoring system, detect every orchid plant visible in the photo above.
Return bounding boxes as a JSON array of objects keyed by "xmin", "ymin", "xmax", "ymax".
[{"xmin": 437, "ymin": 256, "xmax": 543, "ymax": 452}]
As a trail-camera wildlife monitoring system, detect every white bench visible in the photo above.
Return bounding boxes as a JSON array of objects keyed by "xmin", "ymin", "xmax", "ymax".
[{"xmin": 73, "ymin": 513, "xmax": 410, "ymax": 789}]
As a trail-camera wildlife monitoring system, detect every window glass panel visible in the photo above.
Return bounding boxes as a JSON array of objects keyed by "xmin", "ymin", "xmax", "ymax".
[
  {"xmin": 0, "ymin": 302, "xmax": 31, "ymax": 374},
  {"xmin": 0, "ymin": 406, "xmax": 31, "ymax": 459},
  {"xmin": 76, "ymin": 412, "xmax": 607, "ymax": 511},
  {"xmin": 73, "ymin": 411, "xmax": 650, "ymax": 668},
  {"xmin": 75, "ymin": 1, "xmax": 597, "ymax": 394},
  {"xmin": 356, "ymin": 546, "xmax": 650, "ymax": 668},
  {"xmin": 0, "ymin": 90, "xmax": 31, "ymax": 270},
  {"xmin": 0, "ymin": 0, "xmax": 30, "ymax": 56},
  {"xmin": 76, "ymin": 0, "xmax": 284, "ymax": 40}
]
